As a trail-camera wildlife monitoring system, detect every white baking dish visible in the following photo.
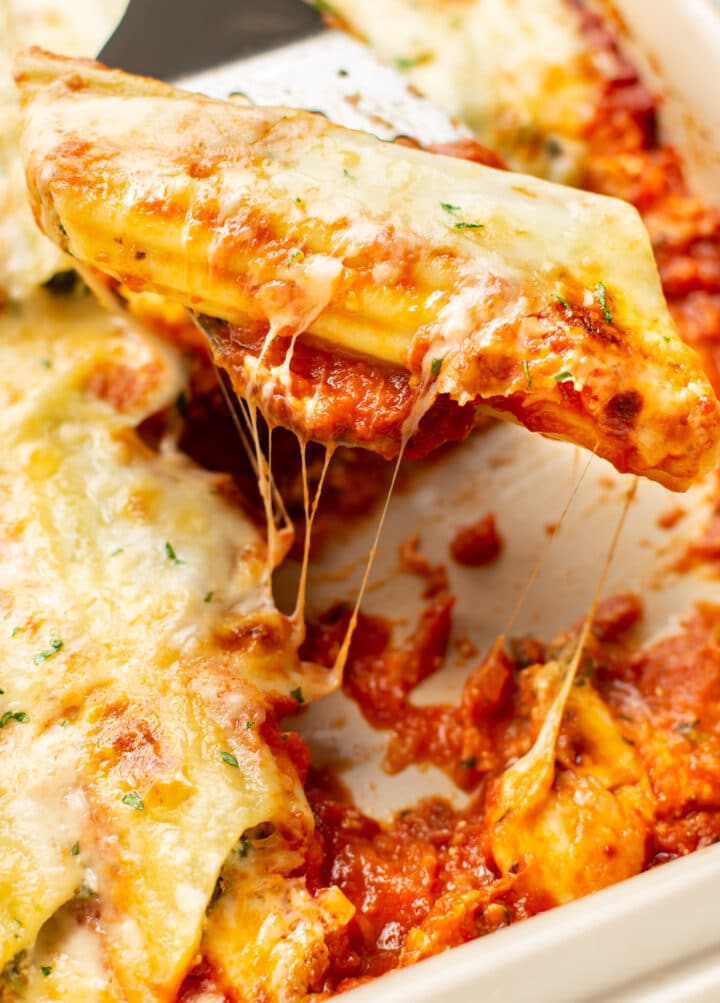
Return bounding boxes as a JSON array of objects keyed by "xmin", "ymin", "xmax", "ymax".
[
  {"xmin": 291, "ymin": 3, "xmax": 720, "ymax": 1000},
  {"xmin": 15, "ymin": 1, "xmax": 720, "ymax": 999}
]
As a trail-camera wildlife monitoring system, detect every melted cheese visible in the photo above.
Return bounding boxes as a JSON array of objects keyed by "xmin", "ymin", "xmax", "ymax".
[
  {"xmin": 0, "ymin": 291, "xmax": 347, "ymax": 1001},
  {"xmin": 15, "ymin": 50, "xmax": 720, "ymax": 490},
  {"xmin": 0, "ymin": 0, "xmax": 126, "ymax": 300},
  {"xmin": 331, "ymin": 0, "xmax": 599, "ymax": 181},
  {"xmin": 487, "ymin": 484, "xmax": 652, "ymax": 903}
]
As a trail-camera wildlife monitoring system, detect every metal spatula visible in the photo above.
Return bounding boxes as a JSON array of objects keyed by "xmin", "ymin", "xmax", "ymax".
[
  {"xmin": 98, "ymin": 0, "xmax": 467, "ymax": 145},
  {"xmin": 98, "ymin": 0, "xmax": 468, "ymax": 381}
]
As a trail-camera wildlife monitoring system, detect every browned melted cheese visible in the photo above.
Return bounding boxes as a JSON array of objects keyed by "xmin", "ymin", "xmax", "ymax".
[{"xmin": 14, "ymin": 48, "xmax": 720, "ymax": 490}]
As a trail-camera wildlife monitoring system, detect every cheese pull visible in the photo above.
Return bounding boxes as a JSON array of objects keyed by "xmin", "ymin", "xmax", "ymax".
[{"xmin": 16, "ymin": 48, "xmax": 720, "ymax": 490}]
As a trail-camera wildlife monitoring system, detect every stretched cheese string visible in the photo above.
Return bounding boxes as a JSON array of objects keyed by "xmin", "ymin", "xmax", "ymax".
[
  {"xmin": 489, "ymin": 477, "xmax": 638, "ymax": 827},
  {"xmin": 502, "ymin": 446, "xmax": 596, "ymax": 639},
  {"xmin": 330, "ymin": 359, "xmax": 440, "ymax": 677},
  {"xmin": 292, "ymin": 441, "xmax": 335, "ymax": 640},
  {"xmin": 211, "ymin": 361, "xmax": 292, "ymax": 589},
  {"xmin": 247, "ymin": 403, "xmax": 287, "ymax": 585},
  {"xmin": 331, "ymin": 447, "xmax": 407, "ymax": 678},
  {"xmin": 211, "ymin": 360, "xmax": 292, "ymax": 531}
]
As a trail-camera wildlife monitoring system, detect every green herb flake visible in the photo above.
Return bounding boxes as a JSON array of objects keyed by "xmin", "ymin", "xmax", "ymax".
[
  {"xmin": 33, "ymin": 636, "xmax": 63, "ymax": 664},
  {"xmin": 680, "ymin": 721, "xmax": 708, "ymax": 744},
  {"xmin": 121, "ymin": 791, "xmax": 144, "ymax": 811},
  {"xmin": 454, "ymin": 221, "xmax": 484, "ymax": 230},
  {"xmin": 285, "ymin": 249, "xmax": 301, "ymax": 267},
  {"xmin": 431, "ymin": 357, "xmax": 443, "ymax": 377},
  {"xmin": 204, "ymin": 591, "xmax": 214, "ymax": 604},
  {"xmin": 221, "ymin": 751, "xmax": 239, "ymax": 768},
  {"xmin": 574, "ymin": 657, "xmax": 596, "ymax": 687},
  {"xmin": 394, "ymin": 51, "xmax": 432, "ymax": 70},
  {"xmin": 663, "ymin": 335, "xmax": 671, "ymax": 344},
  {"xmin": 165, "ymin": 542, "xmax": 185, "ymax": 566},
  {"xmin": 440, "ymin": 202, "xmax": 460, "ymax": 215},
  {"xmin": 0, "ymin": 689, "xmax": 3, "ymax": 696},
  {"xmin": 311, "ymin": 0, "xmax": 337, "ymax": 13},
  {"xmin": 294, "ymin": 196, "xmax": 303, "ymax": 205},
  {"xmin": 40, "ymin": 966, "xmax": 52, "ymax": 977},
  {"xmin": 0, "ymin": 711, "xmax": 28, "ymax": 729},
  {"xmin": 110, "ymin": 547, "xmax": 124, "ymax": 557},
  {"xmin": 553, "ymin": 293, "xmax": 572, "ymax": 312},
  {"xmin": 554, "ymin": 371, "xmax": 573, "ymax": 384},
  {"xmin": 246, "ymin": 720, "xmax": 255, "ymax": 730},
  {"xmin": 597, "ymin": 281, "xmax": 613, "ymax": 324},
  {"xmin": 460, "ymin": 756, "xmax": 477, "ymax": 769},
  {"xmin": 59, "ymin": 719, "xmax": 68, "ymax": 728},
  {"xmin": 290, "ymin": 686, "xmax": 305, "ymax": 705},
  {"xmin": 71, "ymin": 842, "xmax": 80, "ymax": 856},
  {"xmin": 40, "ymin": 358, "xmax": 52, "ymax": 369},
  {"xmin": 342, "ymin": 168, "xmax": 355, "ymax": 180},
  {"xmin": 522, "ymin": 359, "xmax": 531, "ymax": 389},
  {"xmin": 10, "ymin": 627, "xmax": 20, "ymax": 638}
]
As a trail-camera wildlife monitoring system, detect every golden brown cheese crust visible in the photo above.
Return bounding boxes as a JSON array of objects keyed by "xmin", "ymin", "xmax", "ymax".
[
  {"xmin": 14, "ymin": 48, "xmax": 720, "ymax": 491},
  {"xmin": 0, "ymin": 288, "xmax": 350, "ymax": 1003}
]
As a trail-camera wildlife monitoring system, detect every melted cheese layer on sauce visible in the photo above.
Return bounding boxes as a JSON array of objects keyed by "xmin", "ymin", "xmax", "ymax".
[
  {"xmin": 328, "ymin": 0, "xmax": 602, "ymax": 182},
  {"xmin": 15, "ymin": 49, "xmax": 720, "ymax": 490},
  {"xmin": 0, "ymin": 0, "xmax": 127, "ymax": 301},
  {"xmin": 0, "ymin": 290, "xmax": 349, "ymax": 1002}
]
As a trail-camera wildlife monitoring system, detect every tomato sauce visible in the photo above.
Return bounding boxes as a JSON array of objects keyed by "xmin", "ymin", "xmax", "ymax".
[
  {"xmin": 575, "ymin": 0, "xmax": 720, "ymax": 396},
  {"xmin": 300, "ymin": 594, "xmax": 720, "ymax": 990}
]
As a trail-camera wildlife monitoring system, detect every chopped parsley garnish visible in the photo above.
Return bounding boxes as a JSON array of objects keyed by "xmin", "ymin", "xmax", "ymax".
[
  {"xmin": 285, "ymin": 249, "xmax": 301, "ymax": 266},
  {"xmin": 663, "ymin": 335, "xmax": 671, "ymax": 344},
  {"xmin": 460, "ymin": 756, "xmax": 477, "ymax": 769},
  {"xmin": 59, "ymin": 719, "xmax": 68, "ymax": 728},
  {"xmin": 522, "ymin": 359, "xmax": 532, "ymax": 389},
  {"xmin": 246, "ymin": 720, "xmax": 255, "ymax": 730},
  {"xmin": 0, "ymin": 711, "xmax": 28, "ymax": 728},
  {"xmin": 676, "ymin": 717, "xmax": 700, "ymax": 735},
  {"xmin": 176, "ymin": 390, "xmax": 187, "ymax": 417},
  {"xmin": 40, "ymin": 966, "xmax": 52, "ymax": 977},
  {"xmin": 311, "ymin": 0, "xmax": 337, "ymax": 12},
  {"xmin": 553, "ymin": 294, "xmax": 572, "ymax": 311},
  {"xmin": 454, "ymin": 221, "xmax": 484, "ymax": 230},
  {"xmin": 294, "ymin": 196, "xmax": 303, "ymax": 205},
  {"xmin": 40, "ymin": 359, "xmax": 52, "ymax": 369},
  {"xmin": 554, "ymin": 371, "xmax": 573, "ymax": 384},
  {"xmin": 221, "ymin": 751, "xmax": 239, "ymax": 768},
  {"xmin": 597, "ymin": 281, "xmax": 613, "ymax": 324},
  {"xmin": 342, "ymin": 168, "xmax": 355, "ymax": 180},
  {"xmin": 110, "ymin": 547, "xmax": 124, "ymax": 557},
  {"xmin": 394, "ymin": 52, "xmax": 432, "ymax": 70},
  {"xmin": 0, "ymin": 689, "xmax": 3, "ymax": 696},
  {"xmin": 290, "ymin": 686, "xmax": 305, "ymax": 705},
  {"xmin": 440, "ymin": 202, "xmax": 460, "ymax": 215},
  {"xmin": 574, "ymin": 657, "xmax": 596, "ymax": 686},
  {"xmin": 431, "ymin": 357, "xmax": 443, "ymax": 377},
  {"xmin": 204, "ymin": 591, "xmax": 214, "ymax": 603},
  {"xmin": 33, "ymin": 637, "xmax": 63, "ymax": 664},
  {"xmin": 71, "ymin": 841, "xmax": 80, "ymax": 856},
  {"xmin": 165, "ymin": 542, "xmax": 185, "ymax": 565},
  {"xmin": 121, "ymin": 791, "xmax": 144, "ymax": 811},
  {"xmin": 10, "ymin": 627, "xmax": 20, "ymax": 638}
]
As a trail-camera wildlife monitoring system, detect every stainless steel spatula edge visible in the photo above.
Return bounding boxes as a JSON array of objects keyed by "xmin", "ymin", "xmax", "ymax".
[{"xmin": 98, "ymin": 0, "xmax": 467, "ymax": 145}]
